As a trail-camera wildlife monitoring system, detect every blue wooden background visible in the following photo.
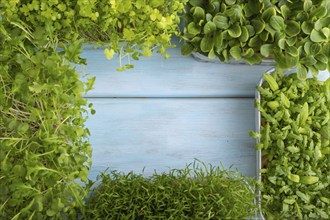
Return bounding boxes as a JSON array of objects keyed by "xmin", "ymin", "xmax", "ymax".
[{"xmin": 78, "ymin": 45, "xmax": 329, "ymax": 181}]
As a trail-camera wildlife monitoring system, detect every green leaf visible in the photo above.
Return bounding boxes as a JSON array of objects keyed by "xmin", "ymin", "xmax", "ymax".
[
  {"xmin": 225, "ymin": 0, "xmax": 236, "ymax": 5},
  {"xmin": 200, "ymin": 36, "xmax": 214, "ymax": 52},
  {"xmin": 285, "ymin": 21, "xmax": 300, "ymax": 37},
  {"xmin": 187, "ymin": 22, "xmax": 201, "ymax": 35},
  {"xmin": 280, "ymin": 5, "xmax": 291, "ymax": 19},
  {"xmin": 193, "ymin": 7, "xmax": 205, "ymax": 21},
  {"xmin": 286, "ymin": 46, "xmax": 299, "ymax": 57},
  {"xmin": 315, "ymin": 54, "xmax": 328, "ymax": 64},
  {"xmin": 270, "ymin": 16, "xmax": 285, "ymax": 30},
  {"xmin": 260, "ymin": 44, "xmax": 273, "ymax": 57},
  {"xmin": 214, "ymin": 31, "xmax": 224, "ymax": 49},
  {"xmin": 244, "ymin": 54, "xmax": 262, "ymax": 64},
  {"xmin": 263, "ymin": 74, "xmax": 279, "ymax": 92},
  {"xmin": 297, "ymin": 64, "xmax": 308, "ymax": 79},
  {"xmin": 213, "ymin": 15, "xmax": 229, "ymax": 29},
  {"xmin": 262, "ymin": 7, "xmax": 276, "ymax": 21},
  {"xmin": 229, "ymin": 46, "xmax": 241, "ymax": 60},
  {"xmin": 303, "ymin": 0, "xmax": 313, "ymax": 12},
  {"xmin": 181, "ymin": 43, "xmax": 195, "ymax": 56},
  {"xmin": 104, "ymin": 48, "xmax": 115, "ymax": 60},
  {"xmin": 204, "ymin": 21, "xmax": 216, "ymax": 34},
  {"xmin": 310, "ymin": 29, "xmax": 327, "ymax": 42},
  {"xmin": 301, "ymin": 21, "xmax": 314, "ymax": 34},
  {"xmin": 242, "ymin": 48, "xmax": 254, "ymax": 58},
  {"xmin": 251, "ymin": 19, "xmax": 265, "ymax": 35},
  {"xmin": 189, "ymin": 0, "xmax": 203, "ymax": 7},
  {"xmin": 240, "ymin": 26, "xmax": 249, "ymax": 42},
  {"xmin": 300, "ymin": 56, "xmax": 317, "ymax": 66},
  {"xmin": 310, "ymin": 6, "xmax": 327, "ymax": 18},
  {"xmin": 228, "ymin": 23, "xmax": 241, "ymax": 38}
]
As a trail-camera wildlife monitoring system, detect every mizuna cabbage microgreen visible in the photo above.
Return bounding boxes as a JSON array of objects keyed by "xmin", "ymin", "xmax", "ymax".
[
  {"xmin": 83, "ymin": 160, "xmax": 258, "ymax": 219},
  {"xmin": 181, "ymin": 0, "xmax": 330, "ymax": 78},
  {"xmin": 0, "ymin": 17, "xmax": 95, "ymax": 220},
  {"xmin": 251, "ymin": 71, "xmax": 330, "ymax": 219}
]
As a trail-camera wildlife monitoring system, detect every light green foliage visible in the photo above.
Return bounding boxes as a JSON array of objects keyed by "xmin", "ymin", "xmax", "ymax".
[
  {"xmin": 0, "ymin": 19, "xmax": 94, "ymax": 219},
  {"xmin": 79, "ymin": 0, "xmax": 188, "ymax": 71},
  {"xmin": 83, "ymin": 160, "xmax": 258, "ymax": 219},
  {"xmin": 253, "ymin": 72, "xmax": 330, "ymax": 219},
  {"xmin": 182, "ymin": 0, "xmax": 330, "ymax": 78}
]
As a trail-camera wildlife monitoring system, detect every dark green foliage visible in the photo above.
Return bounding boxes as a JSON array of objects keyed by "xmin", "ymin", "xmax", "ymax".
[
  {"xmin": 83, "ymin": 161, "xmax": 258, "ymax": 219},
  {"xmin": 252, "ymin": 72, "xmax": 330, "ymax": 219},
  {"xmin": 182, "ymin": 0, "xmax": 330, "ymax": 78}
]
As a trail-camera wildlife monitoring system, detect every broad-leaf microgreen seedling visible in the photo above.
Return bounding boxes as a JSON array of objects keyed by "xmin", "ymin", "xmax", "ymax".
[{"xmin": 181, "ymin": 0, "xmax": 330, "ymax": 78}]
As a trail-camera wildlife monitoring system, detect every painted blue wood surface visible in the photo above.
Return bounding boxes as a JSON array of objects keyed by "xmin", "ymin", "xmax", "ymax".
[
  {"xmin": 78, "ymin": 47, "xmax": 282, "ymax": 181},
  {"xmin": 79, "ymin": 47, "xmax": 272, "ymax": 98},
  {"xmin": 86, "ymin": 98, "xmax": 257, "ymax": 180}
]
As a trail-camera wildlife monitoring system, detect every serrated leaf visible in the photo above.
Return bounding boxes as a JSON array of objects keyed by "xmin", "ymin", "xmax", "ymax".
[
  {"xmin": 213, "ymin": 15, "xmax": 229, "ymax": 29},
  {"xmin": 204, "ymin": 21, "xmax": 216, "ymax": 34}
]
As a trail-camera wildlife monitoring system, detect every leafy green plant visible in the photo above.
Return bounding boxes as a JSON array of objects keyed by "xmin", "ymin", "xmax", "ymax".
[
  {"xmin": 83, "ymin": 160, "xmax": 258, "ymax": 219},
  {"xmin": 250, "ymin": 71, "xmax": 330, "ymax": 219},
  {"xmin": 80, "ymin": 0, "xmax": 188, "ymax": 71},
  {"xmin": 0, "ymin": 18, "xmax": 95, "ymax": 219},
  {"xmin": 181, "ymin": 0, "xmax": 330, "ymax": 78}
]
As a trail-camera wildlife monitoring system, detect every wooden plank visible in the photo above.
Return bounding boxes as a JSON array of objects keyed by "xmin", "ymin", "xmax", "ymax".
[
  {"xmin": 78, "ymin": 47, "xmax": 272, "ymax": 98},
  {"xmin": 86, "ymin": 98, "xmax": 257, "ymax": 180}
]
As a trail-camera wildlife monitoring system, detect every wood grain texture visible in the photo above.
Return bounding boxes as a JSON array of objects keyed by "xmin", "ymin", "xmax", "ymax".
[
  {"xmin": 78, "ymin": 47, "xmax": 272, "ymax": 98},
  {"xmin": 86, "ymin": 98, "xmax": 257, "ymax": 180}
]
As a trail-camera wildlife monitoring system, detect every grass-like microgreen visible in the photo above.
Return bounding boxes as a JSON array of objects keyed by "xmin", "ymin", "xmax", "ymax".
[
  {"xmin": 181, "ymin": 0, "xmax": 330, "ymax": 78},
  {"xmin": 83, "ymin": 160, "xmax": 258, "ymax": 219},
  {"xmin": 250, "ymin": 71, "xmax": 330, "ymax": 219}
]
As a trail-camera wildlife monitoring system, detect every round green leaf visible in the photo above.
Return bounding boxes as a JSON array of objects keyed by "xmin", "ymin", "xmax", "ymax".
[
  {"xmin": 244, "ymin": 54, "xmax": 262, "ymax": 64},
  {"xmin": 206, "ymin": 13, "xmax": 213, "ymax": 22},
  {"xmin": 204, "ymin": 21, "xmax": 217, "ymax": 34},
  {"xmin": 286, "ymin": 46, "xmax": 299, "ymax": 57},
  {"xmin": 225, "ymin": 0, "xmax": 236, "ymax": 6},
  {"xmin": 188, "ymin": 22, "xmax": 201, "ymax": 35},
  {"xmin": 270, "ymin": 16, "xmax": 285, "ymax": 30},
  {"xmin": 242, "ymin": 48, "xmax": 254, "ymax": 58},
  {"xmin": 240, "ymin": 26, "xmax": 249, "ymax": 42},
  {"xmin": 285, "ymin": 21, "xmax": 300, "ymax": 37},
  {"xmin": 315, "ymin": 54, "xmax": 328, "ymax": 64},
  {"xmin": 297, "ymin": 64, "xmax": 308, "ymax": 79},
  {"xmin": 260, "ymin": 44, "xmax": 273, "ymax": 57},
  {"xmin": 251, "ymin": 19, "xmax": 265, "ymax": 35},
  {"xmin": 310, "ymin": 29, "xmax": 327, "ymax": 42},
  {"xmin": 229, "ymin": 45, "xmax": 241, "ymax": 60},
  {"xmin": 259, "ymin": 31, "xmax": 269, "ymax": 42},
  {"xmin": 189, "ymin": 0, "xmax": 203, "ymax": 7},
  {"xmin": 300, "ymin": 56, "xmax": 317, "ymax": 66},
  {"xmin": 193, "ymin": 7, "xmax": 205, "ymax": 21},
  {"xmin": 262, "ymin": 7, "xmax": 276, "ymax": 21},
  {"xmin": 200, "ymin": 36, "xmax": 214, "ymax": 52},
  {"xmin": 181, "ymin": 43, "xmax": 195, "ymax": 56},
  {"xmin": 214, "ymin": 31, "xmax": 224, "ymax": 49},
  {"xmin": 248, "ymin": 35, "xmax": 262, "ymax": 47},
  {"xmin": 303, "ymin": 0, "xmax": 312, "ymax": 12},
  {"xmin": 322, "ymin": 43, "xmax": 330, "ymax": 57},
  {"xmin": 228, "ymin": 23, "xmax": 241, "ymax": 38},
  {"xmin": 280, "ymin": 5, "xmax": 291, "ymax": 19},
  {"xmin": 310, "ymin": 43, "xmax": 321, "ymax": 55},
  {"xmin": 301, "ymin": 21, "xmax": 313, "ymax": 34},
  {"xmin": 213, "ymin": 15, "xmax": 229, "ymax": 29},
  {"xmin": 310, "ymin": 6, "xmax": 327, "ymax": 18}
]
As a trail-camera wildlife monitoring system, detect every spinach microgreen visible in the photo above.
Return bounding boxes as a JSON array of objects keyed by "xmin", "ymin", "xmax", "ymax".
[
  {"xmin": 83, "ymin": 160, "xmax": 258, "ymax": 219},
  {"xmin": 251, "ymin": 71, "xmax": 330, "ymax": 219},
  {"xmin": 182, "ymin": 0, "xmax": 330, "ymax": 78}
]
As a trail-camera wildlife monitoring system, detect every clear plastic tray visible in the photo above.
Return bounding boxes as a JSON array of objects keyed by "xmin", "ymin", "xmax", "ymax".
[
  {"xmin": 254, "ymin": 68, "xmax": 329, "ymax": 220},
  {"xmin": 192, "ymin": 52, "xmax": 276, "ymax": 66}
]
